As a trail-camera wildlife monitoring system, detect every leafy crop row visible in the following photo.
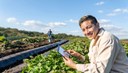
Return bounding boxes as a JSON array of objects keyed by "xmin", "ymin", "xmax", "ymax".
[
  {"xmin": 22, "ymin": 38, "xmax": 90, "ymax": 73},
  {"xmin": 22, "ymin": 38, "xmax": 128, "ymax": 73}
]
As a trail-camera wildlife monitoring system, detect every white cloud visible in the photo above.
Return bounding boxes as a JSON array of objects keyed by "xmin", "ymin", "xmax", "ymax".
[
  {"xmin": 6, "ymin": 17, "xmax": 67, "ymax": 34},
  {"xmin": 48, "ymin": 22, "xmax": 66, "ymax": 27},
  {"xmin": 65, "ymin": 19, "xmax": 78, "ymax": 25},
  {"xmin": 113, "ymin": 8, "xmax": 122, "ymax": 12},
  {"xmin": 113, "ymin": 8, "xmax": 128, "ymax": 13},
  {"xmin": 69, "ymin": 19, "xmax": 78, "ymax": 23},
  {"xmin": 22, "ymin": 20, "xmax": 51, "ymax": 33},
  {"xmin": 122, "ymin": 9, "xmax": 128, "ymax": 13},
  {"xmin": 98, "ymin": 10, "xmax": 103, "ymax": 13},
  {"xmin": 104, "ymin": 26, "xmax": 127, "ymax": 39},
  {"xmin": 107, "ymin": 8, "xmax": 128, "ymax": 16},
  {"xmin": 102, "ymin": 24, "xmax": 121, "ymax": 31},
  {"xmin": 98, "ymin": 19, "xmax": 110, "ymax": 24},
  {"xmin": 6, "ymin": 17, "xmax": 19, "ymax": 24},
  {"xmin": 96, "ymin": 1, "xmax": 104, "ymax": 6},
  {"xmin": 23, "ymin": 20, "xmax": 48, "ymax": 31},
  {"xmin": 99, "ymin": 19, "xmax": 121, "ymax": 31},
  {"xmin": 113, "ymin": 29, "xmax": 128, "ymax": 39},
  {"xmin": 99, "ymin": 19, "xmax": 128, "ymax": 39},
  {"xmin": 67, "ymin": 30, "xmax": 83, "ymax": 36},
  {"xmin": 23, "ymin": 20, "xmax": 42, "ymax": 26},
  {"xmin": 107, "ymin": 13, "xmax": 117, "ymax": 16},
  {"xmin": 70, "ymin": 30, "xmax": 80, "ymax": 33},
  {"xmin": 23, "ymin": 20, "xmax": 67, "ymax": 29}
]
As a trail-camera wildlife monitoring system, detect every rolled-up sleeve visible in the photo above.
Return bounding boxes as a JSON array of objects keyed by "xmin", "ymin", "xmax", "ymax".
[{"xmin": 76, "ymin": 64, "xmax": 90, "ymax": 72}]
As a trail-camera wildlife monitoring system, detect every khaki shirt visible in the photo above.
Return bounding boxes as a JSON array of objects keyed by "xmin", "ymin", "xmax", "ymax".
[{"xmin": 76, "ymin": 28, "xmax": 128, "ymax": 73}]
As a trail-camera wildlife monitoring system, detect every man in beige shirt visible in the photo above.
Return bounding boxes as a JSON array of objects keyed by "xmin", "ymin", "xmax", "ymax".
[{"xmin": 63, "ymin": 15, "xmax": 128, "ymax": 73}]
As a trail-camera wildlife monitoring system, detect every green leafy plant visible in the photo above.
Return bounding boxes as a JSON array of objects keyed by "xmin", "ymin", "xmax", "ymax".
[{"xmin": 22, "ymin": 38, "xmax": 90, "ymax": 73}]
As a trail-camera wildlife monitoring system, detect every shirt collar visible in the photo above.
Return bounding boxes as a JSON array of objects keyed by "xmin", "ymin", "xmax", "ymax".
[
  {"xmin": 97, "ymin": 28, "xmax": 105, "ymax": 37},
  {"xmin": 91, "ymin": 28, "xmax": 105, "ymax": 46}
]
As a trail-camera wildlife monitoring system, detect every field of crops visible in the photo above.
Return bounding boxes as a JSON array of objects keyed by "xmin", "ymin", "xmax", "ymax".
[
  {"xmin": 0, "ymin": 35, "xmax": 56, "ymax": 58},
  {"xmin": 0, "ymin": 28, "xmax": 128, "ymax": 73},
  {"xmin": 21, "ymin": 37, "xmax": 128, "ymax": 73}
]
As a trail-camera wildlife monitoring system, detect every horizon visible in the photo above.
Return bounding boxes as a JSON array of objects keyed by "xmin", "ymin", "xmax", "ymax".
[
  {"xmin": 1, "ymin": 26, "xmax": 128, "ymax": 40},
  {"xmin": 0, "ymin": 0, "xmax": 128, "ymax": 39}
]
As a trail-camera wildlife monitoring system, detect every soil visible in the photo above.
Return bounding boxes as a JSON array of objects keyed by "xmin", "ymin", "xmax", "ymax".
[{"xmin": 0, "ymin": 39, "xmax": 59, "ymax": 58}]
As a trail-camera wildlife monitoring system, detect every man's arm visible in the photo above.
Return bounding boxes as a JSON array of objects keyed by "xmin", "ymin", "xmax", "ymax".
[
  {"xmin": 76, "ymin": 36, "xmax": 118, "ymax": 73},
  {"xmin": 88, "ymin": 35, "xmax": 119, "ymax": 73}
]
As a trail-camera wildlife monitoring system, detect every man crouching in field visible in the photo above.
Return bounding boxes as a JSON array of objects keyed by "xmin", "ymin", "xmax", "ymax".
[{"xmin": 63, "ymin": 15, "xmax": 128, "ymax": 73}]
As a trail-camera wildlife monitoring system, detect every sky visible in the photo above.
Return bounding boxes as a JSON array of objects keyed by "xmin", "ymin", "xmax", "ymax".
[{"xmin": 0, "ymin": 0, "xmax": 128, "ymax": 39}]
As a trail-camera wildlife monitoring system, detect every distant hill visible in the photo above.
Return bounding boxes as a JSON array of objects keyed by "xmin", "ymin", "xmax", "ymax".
[
  {"xmin": 0, "ymin": 27, "xmax": 44, "ymax": 37},
  {"xmin": 120, "ymin": 39, "xmax": 128, "ymax": 44},
  {"xmin": 0, "ymin": 27, "xmax": 82, "ymax": 40}
]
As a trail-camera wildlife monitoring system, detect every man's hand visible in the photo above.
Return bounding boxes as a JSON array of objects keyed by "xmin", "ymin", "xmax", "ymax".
[
  {"xmin": 66, "ymin": 50, "xmax": 85, "ymax": 62},
  {"xmin": 66, "ymin": 50, "xmax": 81, "ymax": 57},
  {"xmin": 63, "ymin": 56, "xmax": 76, "ymax": 69}
]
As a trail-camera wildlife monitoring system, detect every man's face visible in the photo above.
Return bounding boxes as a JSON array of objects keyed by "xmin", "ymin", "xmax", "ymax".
[{"xmin": 80, "ymin": 20, "xmax": 99, "ymax": 40}]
